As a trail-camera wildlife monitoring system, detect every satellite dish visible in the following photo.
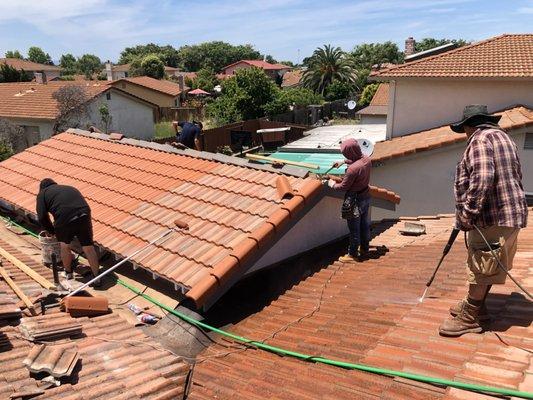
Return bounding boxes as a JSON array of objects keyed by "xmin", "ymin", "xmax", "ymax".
[
  {"xmin": 347, "ymin": 100, "xmax": 357, "ymax": 110},
  {"xmin": 357, "ymin": 138, "xmax": 374, "ymax": 157}
]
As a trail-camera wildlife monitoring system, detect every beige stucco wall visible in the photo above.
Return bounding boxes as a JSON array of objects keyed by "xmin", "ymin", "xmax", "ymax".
[
  {"xmin": 388, "ymin": 79, "xmax": 533, "ymax": 137},
  {"xmin": 5, "ymin": 117, "xmax": 54, "ymax": 151},
  {"xmin": 109, "ymin": 81, "xmax": 176, "ymax": 107},
  {"xmin": 360, "ymin": 114, "xmax": 387, "ymax": 125}
]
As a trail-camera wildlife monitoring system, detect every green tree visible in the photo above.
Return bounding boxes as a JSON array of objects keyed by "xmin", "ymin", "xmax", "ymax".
[
  {"xmin": 5, "ymin": 50, "xmax": 23, "ymax": 59},
  {"xmin": 278, "ymin": 60, "xmax": 295, "ymax": 67},
  {"xmin": 0, "ymin": 118, "xmax": 24, "ymax": 157},
  {"xmin": 140, "ymin": 55, "xmax": 165, "ymax": 79},
  {"xmin": 302, "ymin": 45, "xmax": 356, "ymax": 95},
  {"xmin": 99, "ymin": 104, "xmax": 112, "ymax": 133},
  {"xmin": 324, "ymin": 80, "xmax": 356, "ymax": 101},
  {"xmin": 59, "ymin": 53, "xmax": 77, "ymax": 75},
  {"xmin": 119, "ymin": 43, "xmax": 180, "ymax": 67},
  {"xmin": 178, "ymin": 41, "xmax": 261, "ymax": 72},
  {"xmin": 351, "ymin": 42, "xmax": 403, "ymax": 70},
  {"xmin": 190, "ymin": 67, "xmax": 219, "ymax": 92},
  {"xmin": 0, "ymin": 64, "xmax": 31, "ymax": 83},
  {"xmin": 264, "ymin": 88, "xmax": 323, "ymax": 117},
  {"xmin": 77, "ymin": 54, "xmax": 102, "ymax": 79},
  {"xmin": 27, "ymin": 46, "xmax": 53, "ymax": 64},
  {"xmin": 207, "ymin": 67, "xmax": 278, "ymax": 125},
  {"xmin": 265, "ymin": 55, "xmax": 277, "ymax": 64},
  {"xmin": 414, "ymin": 38, "xmax": 469, "ymax": 53},
  {"xmin": 358, "ymin": 83, "xmax": 379, "ymax": 107}
]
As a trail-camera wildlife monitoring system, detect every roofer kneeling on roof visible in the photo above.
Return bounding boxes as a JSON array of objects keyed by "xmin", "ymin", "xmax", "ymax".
[
  {"xmin": 439, "ymin": 105, "xmax": 528, "ymax": 337},
  {"xmin": 327, "ymin": 138, "xmax": 372, "ymax": 263},
  {"xmin": 37, "ymin": 179, "xmax": 101, "ymax": 287}
]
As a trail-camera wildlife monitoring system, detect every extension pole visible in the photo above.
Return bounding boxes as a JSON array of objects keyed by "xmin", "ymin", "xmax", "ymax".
[{"xmin": 66, "ymin": 219, "xmax": 188, "ymax": 297}]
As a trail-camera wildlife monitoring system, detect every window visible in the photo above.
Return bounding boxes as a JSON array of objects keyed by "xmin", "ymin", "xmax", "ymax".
[
  {"xmin": 106, "ymin": 92, "xmax": 111, "ymax": 100},
  {"xmin": 524, "ymin": 133, "xmax": 533, "ymax": 150}
]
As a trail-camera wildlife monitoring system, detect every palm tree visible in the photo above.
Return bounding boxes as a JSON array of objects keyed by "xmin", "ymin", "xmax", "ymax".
[{"xmin": 302, "ymin": 45, "xmax": 356, "ymax": 95}]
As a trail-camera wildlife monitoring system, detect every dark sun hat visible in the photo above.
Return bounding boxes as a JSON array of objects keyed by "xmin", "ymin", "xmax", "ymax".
[{"xmin": 450, "ymin": 104, "xmax": 501, "ymax": 133}]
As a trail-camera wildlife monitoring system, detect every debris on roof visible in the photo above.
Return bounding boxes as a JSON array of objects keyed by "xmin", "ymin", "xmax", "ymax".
[
  {"xmin": 23, "ymin": 343, "xmax": 80, "ymax": 378},
  {"xmin": 19, "ymin": 313, "xmax": 83, "ymax": 341}
]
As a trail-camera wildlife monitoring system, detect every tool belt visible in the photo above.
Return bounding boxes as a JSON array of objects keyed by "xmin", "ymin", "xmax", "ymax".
[
  {"xmin": 468, "ymin": 240, "xmax": 503, "ymax": 277},
  {"xmin": 341, "ymin": 187, "xmax": 368, "ymax": 220}
]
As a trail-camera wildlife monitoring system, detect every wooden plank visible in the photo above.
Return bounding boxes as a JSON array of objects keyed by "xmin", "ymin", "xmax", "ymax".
[
  {"xmin": 0, "ymin": 262, "xmax": 36, "ymax": 316},
  {"xmin": 0, "ymin": 247, "xmax": 55, "ymax": 290},
  {"xmin": 245, "ymin": 153, "xmax": 320, "ymax": 170}
]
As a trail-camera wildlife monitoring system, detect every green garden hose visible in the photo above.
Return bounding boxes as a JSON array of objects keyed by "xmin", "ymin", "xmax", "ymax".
[{"xmin": 2, "ymin": 214, "xmax": 532, "ymax": 399}]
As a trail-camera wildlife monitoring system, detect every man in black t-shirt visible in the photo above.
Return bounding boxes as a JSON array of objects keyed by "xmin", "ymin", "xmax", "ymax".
[
  {"xmin": 36, "ymin": 178, "xmax": 100, "ymax": 285},
  {"xmin": 173, "ymin": 120, "xmax": 203, "ymax": 150}
]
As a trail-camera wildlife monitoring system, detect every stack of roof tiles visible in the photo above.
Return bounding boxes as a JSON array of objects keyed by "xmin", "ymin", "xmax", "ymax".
[
  {"xmin": 19, "ymin": 313, "xmax": 83, "ymax": 341},
  {"xmin": 189, "ymin": 212, "xmax": 533, "ymax": 399},
  {"xmin": 0, "ymin": 130, "xmax": 323, "ymax": 308}
]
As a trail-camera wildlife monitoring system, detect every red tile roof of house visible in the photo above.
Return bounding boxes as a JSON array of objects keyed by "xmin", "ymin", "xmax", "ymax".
[
  {"xmin": 0, "ymin": 130, "xmax": 325, "ymax": 308},
  {"xmin": 372, "ymin": 106, "xmax": 533, "ymax": 162},
  {"xmin": 0, "ymin": 81, "xmax": 111, "ymax": 120},
  {"xmin": 189, "ymin": 211, "xmax": 533, "ymax": 399},
  {"xmin": 0, "ymin": 242, "xmax": 190, "ymax": 400},
  {"xmin": 356, "ymin": 83, "xmax": 389, "ymax": 116},
  {"xmin": 374, "ymin": 34, "xmax": 533, "ymax": 79},
  {"xmin": 222, "ymin": 59, "xmax": 292, "ymax": 71},
  {"xmin": 281, "ymin": 70, "xmax": 303, "ymax": 88},
  {"xmin": 0, "ymin": 58, "xmax": 61, "ymax": 72},
  {"xmin": 114, "ymin": 76, "xmax": 183, "ymax": 96}
]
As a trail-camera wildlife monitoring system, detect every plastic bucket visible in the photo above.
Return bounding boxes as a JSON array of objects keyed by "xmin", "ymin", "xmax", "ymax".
[{"xmin": 39, "ymin": 231, "xmax": 61, "ymax": 266}]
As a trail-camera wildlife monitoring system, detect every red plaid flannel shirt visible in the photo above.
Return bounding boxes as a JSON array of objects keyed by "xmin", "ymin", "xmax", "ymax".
[{"xmin": 454, "ymin": 126, "xmax": 528, "ymax": 230}]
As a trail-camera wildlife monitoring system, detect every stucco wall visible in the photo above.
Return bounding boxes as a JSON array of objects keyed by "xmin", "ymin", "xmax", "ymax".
[
  {"xmin": 360, "ymin": 115, "xmax": 387, "ymax": 125},
  {"xmin": 388, "ymin": 79, "xmax": 533, "ymax": 137},
  {"xmin": 6, "ymin": 117, "xmax": 54, "ymax": 151},
  {"xmin": 109, "ymin": 81, "xmax": 176, "ymax": 107}
]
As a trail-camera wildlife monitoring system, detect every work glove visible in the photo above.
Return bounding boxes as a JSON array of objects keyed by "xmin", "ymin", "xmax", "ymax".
[
  {"xmin": 327, "ymin": 179, "xmax": 336, "ymax": 188},
  {"xmin": 455, "ymin": 211, "xmax": 473, "ymax": 231}
]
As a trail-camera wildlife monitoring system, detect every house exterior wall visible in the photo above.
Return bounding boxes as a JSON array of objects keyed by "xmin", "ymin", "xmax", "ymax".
[
  {"xmin": 42, "ymin": 71, "xmax": 60, "ymax": 81},
  {"xmin": 388, "ymin": 79, "xmax": 533, "ymax": 137},
  {"xmin": 360, "ymin": 114, "xmax": 387, "ymax": 125},
  {"xmin": 5, "ymin": 117, "xmax": 54, "ymax": 151},
  {"xmin": 108, "ymin": 81, "xmax": 176, "ymax": 107}
]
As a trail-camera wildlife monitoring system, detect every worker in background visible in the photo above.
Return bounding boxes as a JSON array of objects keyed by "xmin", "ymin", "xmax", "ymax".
[
  {"xmin": 172, "ymin": 120, "xmax": 203, "ymax": 151},
  {"xmin": 327, "ymin": 138, "xmax": 372, "ymax": 263},
  {"xmin": 439, "ymin": 105, "xmax": 528, "ymax": 337},
  {"xmin": 36, "ymin": 179, "xmax": 101, "ymax": 286}
]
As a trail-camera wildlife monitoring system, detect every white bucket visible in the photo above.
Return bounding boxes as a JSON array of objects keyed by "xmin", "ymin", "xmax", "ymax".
[{"xmin": 39, "ymin": 231, "xmax": 61, "ymax": 266}]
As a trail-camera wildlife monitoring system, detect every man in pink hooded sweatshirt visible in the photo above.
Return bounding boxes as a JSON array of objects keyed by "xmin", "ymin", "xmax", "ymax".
[{"xmin": 328, "ymin": 138, "xmax": 372, "ymax": 262}]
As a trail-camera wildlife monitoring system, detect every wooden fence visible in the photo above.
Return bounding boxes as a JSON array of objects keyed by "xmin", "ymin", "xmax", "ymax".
[
  {"xmin": 158, "ymin": 107, "xmax": 204, "ymax": 122},
  {"xmin": 270, "ymin": 98, "xmax": 358, "ymax": 124}
]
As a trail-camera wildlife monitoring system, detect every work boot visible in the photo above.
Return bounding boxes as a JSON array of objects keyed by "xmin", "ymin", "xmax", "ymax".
[
  {"xmin": 61, "ymin": 271, "xmax": 74, "ymax": 280},
  {"xmin": 449, "ymin": 299, "xmax": 490, "ymax": 321},
  {"xmin": 439, "ymin": 301, "xmax": 482, "ymax": 337},
  {"xmin": 339, "ymin": 254, "xmax": 358, "ymax": 263}
]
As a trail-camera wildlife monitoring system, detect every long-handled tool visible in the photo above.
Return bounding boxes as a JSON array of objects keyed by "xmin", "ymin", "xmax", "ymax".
[
  {"xmin": 419, "ymin": 227, "xmax": 460, "ymax": 303},
  {"xmin": 66, "ymin": 219, "xmax": 188, "ymax": 298}
]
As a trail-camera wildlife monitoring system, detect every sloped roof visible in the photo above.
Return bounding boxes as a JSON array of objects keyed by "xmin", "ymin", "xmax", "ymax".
[
  {"xmin": 190, "ymin": 211, "xmax": 533, "ymax": 399},
  {"xmin": 372, "ymin": 106, "xmax": 533, "ymax": 162},
  {"xmin": 0, "ymin": 241, "xmax": 190, "ymax": 399},
  {"xmin": 281, "ymin": 70, "xmax": 303, "ymax": 88},
  {"xmin": 356, "ymin": 83, "xmax": 390, "ymax": 116},
  {"xmin": 374, "ymin": 34, "xmax": 533, "ymax": 79},
  {"xmin": 0, "ymin": 58, "xmax": 61, "ymax": 72},
  {"xmin": 0, "ymin": 130, "xmax": 324, "ymax": 308},
  {"xmin": 0, "ymin": 81, "xmax": 111, "ymax": 120},
  {"xmin": 223, "ymin": 59, "xmax": 292, "ymax": 71},
  {"xmin": 113, "ymin": 76, "xmax": 183, "ymax": 96}
]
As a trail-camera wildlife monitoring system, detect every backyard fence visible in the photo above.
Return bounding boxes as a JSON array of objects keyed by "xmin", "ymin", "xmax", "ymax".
[
  {"xmin": 158, "ymin": 107, "xmax": 204, "ymax": 122},
  {"xmin": 270, "ymin": 98, "xmax": 359, "ymax": 125}
]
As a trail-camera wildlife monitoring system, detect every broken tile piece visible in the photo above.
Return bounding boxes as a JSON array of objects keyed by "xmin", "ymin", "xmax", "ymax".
[{"xmin": 23, "ymin": 343, "xmax": 79, "ymax": 378}]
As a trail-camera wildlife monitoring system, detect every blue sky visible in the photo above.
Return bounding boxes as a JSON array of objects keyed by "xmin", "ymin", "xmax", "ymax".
[{"xmin": 0, "ymin": 0, "xmax": 532, "ymax": 64}]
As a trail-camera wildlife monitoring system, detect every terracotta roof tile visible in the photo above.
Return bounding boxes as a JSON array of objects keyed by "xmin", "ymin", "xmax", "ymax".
[
  {"xmin": 372, "ymin": 106, "xmax": 533, "ymax": 162},
  {"xmin": 189, "ymin": 210, "xmax": 533, "ymax": 399},
  {"xmin": 114, "ymin": 76, "xmax": 183, "ymax": 96},
  {"xmin": 0, "ymin": 58, "xmax": 61, "ymax": 72},
  {"xmin": 281, "ymin": 70, "xmax": 303, "ymax": 88},
  {"xmin": 374, "ymin": 34, "xmax": 533, "ymax": 79},
  {"xmin": 370, "ymin": 83, "xmax": 389, "ymax": 106},
  {"xmin": 223, "ymin": 60, "xmax": 292, "ymax": 71},
  {"xmin": 0, "ymin": 131, "xmax": 323, "ymax": 308}
]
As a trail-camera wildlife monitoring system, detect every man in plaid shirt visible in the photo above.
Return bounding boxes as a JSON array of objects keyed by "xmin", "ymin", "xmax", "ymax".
[{"xmin": 439, "ymin": 105, "xmax": 528, "ymax": 337}]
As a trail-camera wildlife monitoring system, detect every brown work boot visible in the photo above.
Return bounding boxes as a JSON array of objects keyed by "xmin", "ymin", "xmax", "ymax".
[
  {"xmin": 339, "ymin": 254, "xmax": 358, "ymax": 263},
  {"xmin": 439, "ymin": 301, "xmax": 483, "ymax": 337},
  {"xmin": 449, "ymin": 299, "xmax": 490, "ymax": 321}
]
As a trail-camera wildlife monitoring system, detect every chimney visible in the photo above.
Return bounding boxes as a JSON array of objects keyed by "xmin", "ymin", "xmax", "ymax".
[
  {"xmin": 177, "ymin": 75, "xmax": 184, "ymax": 91},
  {"xmin": 405, "ymin": 37, "xmax": 416, "ymax": 57},
  {"xmin": 105, "ymin": 61, "xmax": 113, "ymax": 81},
  {"xmin": 34, "ymin": 72, "xmax": 46, "ymax": 84}
]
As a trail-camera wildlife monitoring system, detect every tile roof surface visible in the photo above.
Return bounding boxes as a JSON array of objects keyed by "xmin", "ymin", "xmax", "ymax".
[
  {"xmin": 0, "ymin": 131, "xmax": 323, "ymax": 308},
  {"xmin": 0, "ymin": 81, "xmax": 110, "ymax": 120},
  {"xmin": 369, "ymin": 83, "xmax": 389, "ymax": 106},
  {"xmin": 189, "ymin": 211, "xmax": 533, "ymax": 399},
  {"xmin": 116, "ymin": 76, "xmax": 184, "ymax": 96},
  {"xmin": 0, "ymin": 58, "xmax": 61, "ymax": 72},
  {"xmin": 355, "ymin": 105, "xmax": 388, "ymax": 116},
  {"xmin": 372, "ymin": 106, "xmax": 533, "ymax": 162},
  {"xmin": 0, "ymin": 244, "xmax": 190, "ymax": 400},
  {"xmin": 374, "ymin": 34, "xmax": 533, "ymax": 78},
  {"xmin": 281, "ymin": 70, "xmax": 303, "ymax": 87},
  {"xmin": 223, "ymin": 60, "xmax": 292, "ymax": 71}
]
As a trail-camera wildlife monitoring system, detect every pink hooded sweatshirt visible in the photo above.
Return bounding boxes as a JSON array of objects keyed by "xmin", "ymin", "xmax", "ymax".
[{"xmin": 333, "ymin": 138, "xmax": 371, "ymax": 197}]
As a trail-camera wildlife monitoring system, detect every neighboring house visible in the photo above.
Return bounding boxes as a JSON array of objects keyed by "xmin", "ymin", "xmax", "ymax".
[
  {"xmin": 0, "ymin": 129, "xmax": 399, "ymax": 311},
  {"xmin": 108, "ymin": 76, "xmax": 186, "ymax": 107},
  {"xmin": 0, "ymin": 81, "xmax": 157, "ymax": 150},
  {"xmin": 281, "ymin": 69, "xmax": 303, "ymax": 89},
  {"xmin": 220, "ymin": 59, "xmax": 292, "ymax": 80},
  {"xmin": 104, "ymin": 62, "xmax": 182, "ymax": 80},
  {"xmin": 356, "ymin": 83, "xmax": 389, "ymax": 124},
  {"xmin": 372, "ymin": 34, "xmax": 533, "ymax": 138},
  {"xmin": 0, "ymin": 58, "xmax": 61, "ymax": 82}
]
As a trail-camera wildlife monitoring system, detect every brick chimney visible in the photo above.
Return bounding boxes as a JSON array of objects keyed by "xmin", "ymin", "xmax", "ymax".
[
  {"xmin": 405, "ymin": 37, "xmax": 416, "ymax": 56},
  {"xmin": 34, "ymin": 72, "xmax": 46, "ymax": 84},
  {"xmin": 177, "ymin": 75, "xmax": 184, "ymax": 91},
  {"xmin": 105, "ymin": 61, "xmax": 113, "ymax": 81}
]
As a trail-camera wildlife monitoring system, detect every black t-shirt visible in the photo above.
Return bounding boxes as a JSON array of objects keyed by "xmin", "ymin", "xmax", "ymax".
[
  {"xmin": 178, "ymin": 122, "xmax": 201, "ymax": 148},
  {"xmin": 36, "ymin": 184, "xmax": 90, "ymax": 232}
]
